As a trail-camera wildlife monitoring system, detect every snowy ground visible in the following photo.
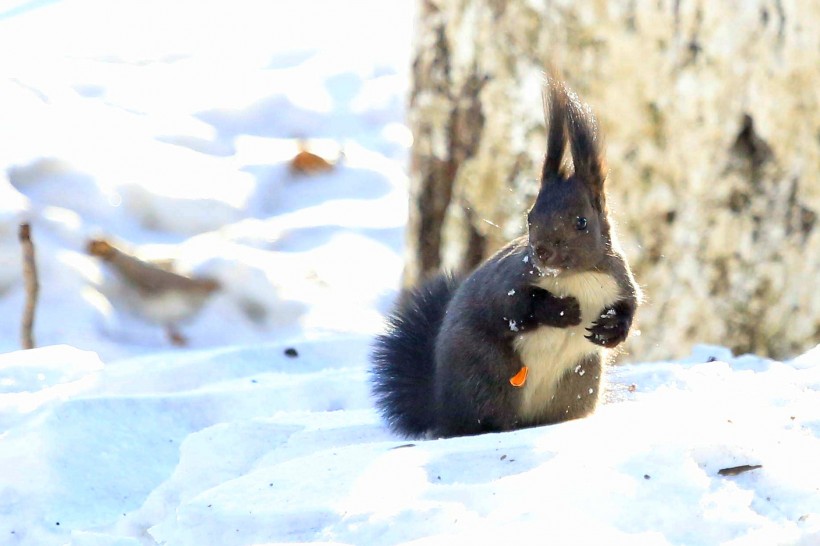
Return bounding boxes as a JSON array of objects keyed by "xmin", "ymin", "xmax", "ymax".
[{"xmin": 1, "ymin": 2, "xmax": 818, "ymax": 545}]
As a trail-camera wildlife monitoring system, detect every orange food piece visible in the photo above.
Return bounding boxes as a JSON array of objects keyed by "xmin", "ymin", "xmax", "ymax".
[{"xmin": 509, "ymin": 366, "xmax": 528, "ymax": 387}]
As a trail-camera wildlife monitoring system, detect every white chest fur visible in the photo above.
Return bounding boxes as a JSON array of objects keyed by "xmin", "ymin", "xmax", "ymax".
[{"xmin": 513, "ymin": 271, "xmax": 622, "ymax": 421}]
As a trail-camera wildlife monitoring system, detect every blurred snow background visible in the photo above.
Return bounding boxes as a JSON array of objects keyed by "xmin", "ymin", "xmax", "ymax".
[
  {"xmin": 0, "ymin": 0, "xmax": 412, "ymax": 359},
  {"xmin": 0, "ymin": 1, "xmax": 818, "ymax": 545}
]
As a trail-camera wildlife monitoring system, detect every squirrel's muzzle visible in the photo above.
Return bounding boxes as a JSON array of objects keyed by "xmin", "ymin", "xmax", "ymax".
[{"xmin": 530, "ymin": 241, "xmax": 572, "ymax": 275}]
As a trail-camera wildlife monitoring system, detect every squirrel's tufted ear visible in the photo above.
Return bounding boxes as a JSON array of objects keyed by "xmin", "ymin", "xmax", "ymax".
[
  {"xmin": 541, "ymin": 75, "xmax": 568, "ymax": 185},
  {"xmin": 564, "ymin": 84, "xmax": 606, "ymax": 196}
]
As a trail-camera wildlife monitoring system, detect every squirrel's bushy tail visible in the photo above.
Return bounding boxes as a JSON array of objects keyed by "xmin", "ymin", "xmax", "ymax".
[{"xmin": 370, "ymin": 273, "xmax": 460, "ymax": 438}]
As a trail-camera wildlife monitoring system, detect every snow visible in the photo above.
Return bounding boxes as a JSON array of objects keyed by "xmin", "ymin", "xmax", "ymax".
[{"xmin": 0, "ymin": 2, "xmax": 818, "ymax": 545}]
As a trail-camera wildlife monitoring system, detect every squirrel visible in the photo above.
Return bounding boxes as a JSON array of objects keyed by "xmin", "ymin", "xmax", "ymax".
[{"xmin": 370, "ymin": 76, "xmax": 641, "ymax": 438}]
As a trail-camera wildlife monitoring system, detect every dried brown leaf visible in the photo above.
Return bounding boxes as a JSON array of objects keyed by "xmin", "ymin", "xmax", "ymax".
[{"xmin": 290, "ymin": 149, "xmax": 334, "ymax": 175}]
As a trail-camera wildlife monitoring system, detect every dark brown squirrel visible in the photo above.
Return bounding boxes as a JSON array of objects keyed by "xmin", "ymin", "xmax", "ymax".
[{"xmin": 371, "ymin": 76, "xmax": 641, "ymax": 438}]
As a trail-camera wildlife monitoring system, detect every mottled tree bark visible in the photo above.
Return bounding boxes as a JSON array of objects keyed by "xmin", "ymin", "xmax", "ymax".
[{"xmin": 406, "ymin": 0, "xmax": 819, "ymax": 360}]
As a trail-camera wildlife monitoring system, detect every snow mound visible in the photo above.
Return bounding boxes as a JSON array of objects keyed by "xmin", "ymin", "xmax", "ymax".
[{"xmin": 0, "ymin": 342, "xmax": 817, "ymax": 545}]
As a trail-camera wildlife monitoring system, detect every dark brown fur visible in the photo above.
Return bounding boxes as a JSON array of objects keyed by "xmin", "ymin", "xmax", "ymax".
[{"xmin": 371, "ymin": 76, "xmax": 640, "ymax": 438}]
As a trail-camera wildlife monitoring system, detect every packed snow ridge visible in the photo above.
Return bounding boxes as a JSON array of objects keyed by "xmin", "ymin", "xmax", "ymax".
[{"xmin": 1, "ymin": 343, "xmax": 819, "ymax": 545}]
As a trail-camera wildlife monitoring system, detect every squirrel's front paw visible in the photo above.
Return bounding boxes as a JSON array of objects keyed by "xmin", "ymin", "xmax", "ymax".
[
  {"xmin": 586, "ymin": 301, "xmax": 634, "ymax": 348},
  {"xmin": 531, "ymin": 288, "xmax": 581, "ymax": 328}
]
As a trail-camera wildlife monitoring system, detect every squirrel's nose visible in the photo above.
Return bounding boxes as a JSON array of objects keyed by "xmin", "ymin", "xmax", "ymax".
[{"xmin": 533, "ymin": 243, "xmax": 556, "ymax": 263}]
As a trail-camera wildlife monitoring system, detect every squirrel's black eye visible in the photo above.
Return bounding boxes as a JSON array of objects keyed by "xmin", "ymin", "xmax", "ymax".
[{"xmin": 575, "ymin": 216, "xmax": 588, "ymax": 230}]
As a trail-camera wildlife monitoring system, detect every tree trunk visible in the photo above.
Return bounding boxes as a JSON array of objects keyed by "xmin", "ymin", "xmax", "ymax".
[{"xmin": 406, "ymin": 0, "xmax": 820, "ymax": 360}]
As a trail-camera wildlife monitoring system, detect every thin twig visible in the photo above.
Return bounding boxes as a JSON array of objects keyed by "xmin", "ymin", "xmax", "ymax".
[
  {"xmin": 19, "ymin": 222, "xmax": 39, "ymax": 350},
  {"xmin": 718, "ymin": 464, "xmax": 762, "ymax": 477}
]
